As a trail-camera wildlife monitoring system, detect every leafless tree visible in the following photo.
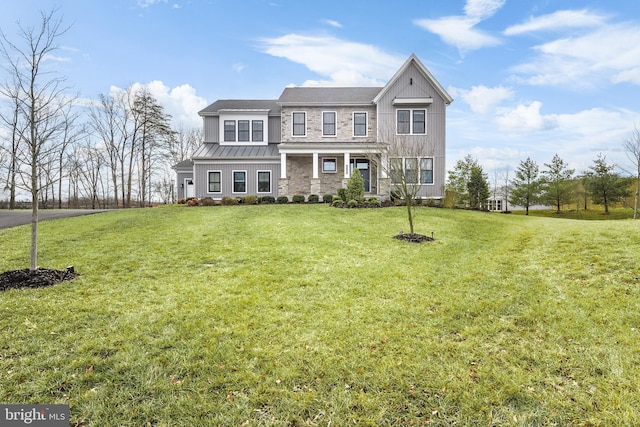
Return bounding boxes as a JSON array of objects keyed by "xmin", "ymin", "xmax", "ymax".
[
  {"xmin": 0, "ymin": 8, "xmax": 74, "ymax": 270},
  {"xmin": 622, "ymin": 125, "xmax": 640, "ymax": 219}
]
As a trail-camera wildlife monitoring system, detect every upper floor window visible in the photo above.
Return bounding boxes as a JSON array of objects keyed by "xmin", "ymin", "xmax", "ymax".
[
  {"xmin": 292, "ymin": 112, "xmax": 306, "ymax": 136},
  {"xmin": 397, "ymin": 109, "xmax": 426, "ymax": 135},
  {"xmin": 322, "ymin": 111, "xmax": 336, "ymax": 136},
  {"xmin": 252, "ymin": 120, "xmax": 263, "ymax": 142},
  {"xmin": 224, "ymin": 120, "xmax": 236, "ymax": 142},
  {"xmin": 353, "ymin": 112, "xmax": 367, "ymax": 136},
  {"xmin": 238, "ymin": 120, "xmax": 250, "ymax": 142}
]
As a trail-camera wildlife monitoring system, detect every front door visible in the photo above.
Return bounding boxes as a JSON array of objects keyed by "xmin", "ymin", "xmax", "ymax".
[
  {"xmin": 350, "ymin": 159, "xmax": 370, "ymax": 192},
  {"xmin": 185, "ymin": 179, "xmax": 195, "ymax": 199}
]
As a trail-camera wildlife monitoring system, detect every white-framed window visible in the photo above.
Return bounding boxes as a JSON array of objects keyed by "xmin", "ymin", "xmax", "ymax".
[
  {"xmin": 322, "ymin": 111, "xmax": 336, "ymax": 136},
  {"xmin": 233, "ymin": 170, "xmax": 247, "ymax": 193},
  {"xmin": 353, "ymin": 112, "xmax": 367, "ymax": 136},
  {"xmin": 390, "ymin": 157, "xmax": 434, "ymax": 185},
  {"xmin": 208, "ymin": 171, "xmax": 222, "ymax": 193},
  {"xmin": 257, "ymin": 170, "xmax": 271, "ymax": 193},
  {"xmin": 292, "ymin": 111, "xmax": 306, "ymax": 136},
  {"xmin": 224, "ymin": 120, "xmax": 236, "ymax": 142},
  {"xmin": 322, "ymin": 158, "xmax": 337, "ymax": 173},
  {"xmin": 252, "ymin": 120, "xmax": 263, "ymax": 142},
  {"xmin": 396, "ymin": 109, "xmax": 427, "ymax": 135},
  {"xmin": 489, "ymin": 200, "xmax": 503, "ymax": 211},
  {"xmin": 238, "ymin": 120, "xmax": 250, "ymax": 142}
]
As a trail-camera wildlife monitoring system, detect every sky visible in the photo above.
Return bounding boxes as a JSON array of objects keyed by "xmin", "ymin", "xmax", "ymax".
[{"xmin": 1, "ymin": 0, "xmax": 640, "ymax": 175}]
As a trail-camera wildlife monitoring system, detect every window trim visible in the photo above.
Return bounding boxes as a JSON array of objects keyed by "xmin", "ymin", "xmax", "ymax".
[
  {"xmin": 257, "ymin": 170, "xmax": 271, "ymax": 194},
  {"xmin": 232, "ymin": 170, "xmax": 247, "ymax": 194},
  {"xmin": 353, "ymin": 111, "xmax": 368, "ymax": 137},
  {"xmin": 207, "ymin": 170, "xmax": 222, "ymax": 194},
  {"xmin": 252, "ymin": 120, "xmax": 264, "ymax": 142},
  {"xmin": 292, "ymin": 111, "xmax": 306, "ymax": 137},
  {"xmin": 322, "ymin": 111, "xmax": 337, "ymax": 137},
  {"xmin": 396, "ymin": 108, "xmax": 427, "ymax": 135},
  {"xmin": 224, "ymin": 120, "xmax": 236, "ymax": 142},
  {"xmin": 322, "ymin": 157, "xmax": 337, "ymax": 173}
]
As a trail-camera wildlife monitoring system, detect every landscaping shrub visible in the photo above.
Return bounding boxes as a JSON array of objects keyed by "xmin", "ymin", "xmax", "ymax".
[
  {"xmin": 243, "ymin": 195, "xmax": 258, "ymax": 205},
  {"xmin": 347, "ymin": 199, "xmax": 359, "ymax": 208},
  {"xmin": 259, "ymin": 196, "xmax": 276, "ymax": 204},
  {"xmin": 277, "ymin": 196, "xmax": 289, "ymax": 204},
  {"xmin": 368, "ymin": 197, "xmax": 381, "ymax": 207},
  {"xmin": 332, "ymin": 198, "xmax": 344, "ymax": 207},
  {"xmin": 308, "ymin": 194, "xmax": 319, "ymax": 203},
  {"xmin": 235, "ymin": 197, "xmax": 243, "ymax": 204},
  {"xmin": 177, "ymin": 198, "xmax": 186, "ymax": 204},
  {"xmin": 346, "ymin": 168, "xmax": 365, "ymax": 202},
  {"xmin": 186, "ymin": 198, "xmax": 199, "ymax": 206},
  {"xmin": 292, "ymin": 194, "xmax": 305, "ymax": 203},
  {"xmin": 200, "ymin": 197, "xmax": 216, "ymax": 206},
  {"xmin": 337, "ymin": 188, "xmax": 347, "ymax": 201},
  {"xmin": 221, "ymin": 196, "xmax": 238, "ymax": 206},
  {"xmin": 323, "ymin": 194, "xmax": 333, "ymax": 204}
]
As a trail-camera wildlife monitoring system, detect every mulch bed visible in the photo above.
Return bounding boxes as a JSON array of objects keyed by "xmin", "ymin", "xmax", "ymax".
[
  {"xmin": 0, "ymin": 268, "xmax": 78, "ymax": 291},
  {"xmin": 394, "ymin": 233, "xmax": 435, "ymax": 243}
]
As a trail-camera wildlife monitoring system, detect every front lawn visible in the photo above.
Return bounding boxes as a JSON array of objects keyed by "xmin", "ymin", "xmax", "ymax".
[{"xmin": 1, "ymin": 205, "xmax": 639, "ymax": 425}]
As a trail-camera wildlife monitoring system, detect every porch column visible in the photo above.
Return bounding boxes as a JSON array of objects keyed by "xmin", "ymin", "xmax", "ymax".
[
  {"xmin": 380, "ymin": 152, "xmax": 388, "ymax": 178},
  {"xmin": 280, "ymin": 152, "xmax": 287, "ymax": 179},
  {"xmin": 312, "ymin": 152, "xmax": 319, "ymax": 179},
  {"xmin": 344, "ymin": 152, "xmax": 350, "ymax": 178}
]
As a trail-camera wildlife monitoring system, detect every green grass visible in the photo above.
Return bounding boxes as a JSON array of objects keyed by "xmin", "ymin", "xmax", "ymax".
[
  {"xmin": 1, "ymin": 205, "xmax": 640, "ymax": 426},
  {"xmin": 512, "ymin": 206, "xmax": 635, "ymax": 220}
]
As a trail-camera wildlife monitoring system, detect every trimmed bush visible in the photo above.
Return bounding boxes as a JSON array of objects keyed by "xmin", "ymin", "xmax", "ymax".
[
  {"xmin": 323, "ymin": 194, "xmax": 333, "ymax": 204},
  {"xmin": 292, "ymin": 194, "xmax": 305, "ymax": 204},
  {"xmin": 347, "ymin": 199, "xmax": 359, "ymax": 208},
  {"xmin": 177, "ymin": 198, "xmax": 186, "ymax": 204},
  {"xmin": 308, "ymin": 194, "xmax": 319, "ymax": 203},
  {"xmin": 186, "ymin": 198, "xmax": 199, "ymax": 207},
  {"xmin": 200, "ymin": 197, "xmax": 216, "ymax": 206},
  {"xmin": 221, "ymin": 196, "xmax": 238, "ymax": 206},
  {"xmin": 277, "ymin": 196, "xmax": 289, "ymax": 204},
  {"xmin": 332, "ymin": 199, "xmax": 344, "ymax": 207},
  {"xmin": 337, "ymin": 188, "xmax": 347, "ymax": 201},
  {"xmin": 243, "ymin": 195, "xmax": 258, "ymax": 205},
  {"xmin": 259, "ymin": 196, "xmax": 276, "ymax": 204},
  {"xmin": 346, "ymin": 169, "xmax": 365, "ymax": 202},
  {"xmin": 368, "ymin": 197, "xmax": 381, "ymax": 207}
]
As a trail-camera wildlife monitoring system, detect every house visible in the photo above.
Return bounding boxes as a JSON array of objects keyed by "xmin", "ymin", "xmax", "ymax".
[{"xmin": 176, "ymin": 54, "xmax": 452, "ymax": 202}]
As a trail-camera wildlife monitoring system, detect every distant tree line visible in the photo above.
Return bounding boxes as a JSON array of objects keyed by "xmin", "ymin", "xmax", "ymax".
[{"xmin": 445, "ymin": 144, "xmax": 639, "ymax": 218}]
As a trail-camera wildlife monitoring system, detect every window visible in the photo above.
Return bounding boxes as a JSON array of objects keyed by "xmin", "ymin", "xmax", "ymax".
[
  {"xmin": 224, "ymin": 120, "xmax": 236, "ymax": 142},
  {"xmin": 238, "ymin": 120, "xmax": 250, "ymax": 142},
  {"xmin": 353, "ymin": 112, "xmax": 367, "ymax": 136},
  {"xmin": 420, "ymin": 158, "xmax": 433, "ymax": 184},
  {"xmin": 405, "ymin": 158, "xmax": 418, "ymax": 184},
  {"xmin": 292, "ymin": 112, "xmax": 306, "ymax": 136},
  {"xmin": 390, "ymin": 157, "xmax": 434, "ymax": 185},
  {"xmin": 322, "ymin": 158, "xmax": 337, "ymax": 173},
  {"xmin": 208, "ymin": 171, "xmax": 221, "ymax": 193},
  {"xmin": 322, "ymin": 111, "xmax": 336, "ymax": 136},
  {"xmin": 257, "ymin": 171, "xmax": 271, "ymax": 193},
  {"xmin": 233, "ymin": 171, "xmax": 246, "ymax": 193},
  {"xmin": 396, "ymin": 109, "xmax": 427, "ymax": 134},
  {"xmin": 252, "ymin": 120, "xmax": 263, "ymax": 142}
]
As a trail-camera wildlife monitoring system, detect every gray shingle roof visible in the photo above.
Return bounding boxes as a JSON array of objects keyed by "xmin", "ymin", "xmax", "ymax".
[
  {"xmin": 193, "ymin": 143, "xmax": 280, "ymax": 159},
  {"xmin": 198, "ymin": 99, "xmax": 280, "ymax": 116},
  {"xmin": 278, "ymin": 87, "xmax": 382, "ymax": 105},
  {"xmin": 173, "ymin": 159, "xmax": 194, "ymax": 169}
]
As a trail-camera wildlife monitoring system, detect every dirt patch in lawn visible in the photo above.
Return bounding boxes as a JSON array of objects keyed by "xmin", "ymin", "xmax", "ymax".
[{"xmin": 0, "ymin": 268, "xmax": 78, "ymax": 291}]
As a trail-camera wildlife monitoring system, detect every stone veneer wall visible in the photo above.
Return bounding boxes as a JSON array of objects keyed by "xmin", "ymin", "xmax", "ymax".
[{"xmin": 281, "ymin": 106, "xmax": 377, "ymax": 142}]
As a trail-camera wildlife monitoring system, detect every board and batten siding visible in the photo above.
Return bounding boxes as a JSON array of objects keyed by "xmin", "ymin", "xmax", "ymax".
[
  {"xmin": 193, "ymin": 161, "xmax": 281, "ymax": 198},
  {"xmin": 203, "ymin": 116, "xmax": 219, "ymax": 143},
  {"xmin": 375, "ymin": 61, "xmax": 447, "ymax": 198}
]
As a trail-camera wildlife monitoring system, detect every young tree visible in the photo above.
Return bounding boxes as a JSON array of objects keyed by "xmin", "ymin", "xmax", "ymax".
[
  {"xmin": 446, "ymin": 154, "xmax": 480, "ymax": 207},
  {"xmin": 585, "ymin": 154, "xmax": 630, "ymax": 214},
  {"xmin": 467, "ymin": 164, "xmax": 490, "ymax": 210},
  {"xmin": 623, "ymin": 125, "xmax": 640, "ymax": 219},
  {"xmin": 345, "ymin": 167, "xmax": 365, "ymax": 202},
  {"xmin": 509, "ymin": 157, "xmax": 541, "ymax": 215},
  {"xmin": 541, "ymin": 153, "xmax": 574, "ymax": 213},
  {"xmin": 0, "ymin": 8, "xmax": 73, "ymax": 270}
]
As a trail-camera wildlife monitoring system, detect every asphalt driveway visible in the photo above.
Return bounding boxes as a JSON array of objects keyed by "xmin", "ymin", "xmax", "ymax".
[{"xmin": 0, "ymin": 209, "xmax": 110, "ymax": 230}]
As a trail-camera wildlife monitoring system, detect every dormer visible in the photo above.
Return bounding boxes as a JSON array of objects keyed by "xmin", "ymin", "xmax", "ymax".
[{"xmin": 218, "ymin": 109, "xmax": 269, "ymax": 146}]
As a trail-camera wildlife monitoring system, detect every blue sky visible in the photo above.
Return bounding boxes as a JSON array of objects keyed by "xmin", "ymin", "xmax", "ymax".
[{"xmin": 2, "ymin": 0, "xmax": 640, "ymax": 174}]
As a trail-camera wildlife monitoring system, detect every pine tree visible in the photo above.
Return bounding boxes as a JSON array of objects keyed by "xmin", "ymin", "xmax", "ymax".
[{"xmin": 509, "ymin": 157, "xmax": 541, "ymax": 215}]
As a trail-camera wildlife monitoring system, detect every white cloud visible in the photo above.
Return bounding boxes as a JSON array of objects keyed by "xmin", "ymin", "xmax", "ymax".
[
  {"xmin": 322, "ymin": 19, "xmax": 343, "ymax": 29},
  {"xmin": 113, "ymin": 81, "xmax": 207, "ymax": 129},
  {"xmin": 232, "ymin": 63, "xmax": 245, "ymax": 72},
  {"xmin": 510, "ymin": 23, "xmax": 640, "ymax": 87},
  {"xmin": 259, "ymin": 34, "xmax": 403, "ymax": 86},
  {"xmin": 495, "ymin": 101, "xmax": 558, "ymax": 133},
  {"xmin": 414, "ymin": 0, "xmax": 505, "ymax": 54},
  {"xmin": 137, "ymin": 0, "xmax": 167, "ymax": 8},
  {"xmin": 504, "ymin": 9, "xmax": 607, "ymax": 35},
  {"xmin": 452, "ymin": 85, "xmax": 514, "ymax": 114}
]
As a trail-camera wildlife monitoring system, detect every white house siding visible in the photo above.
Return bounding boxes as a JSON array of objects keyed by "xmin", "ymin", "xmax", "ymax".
[{"xmin": 193, "ymin": 161, "xmax": 280, "ymax": 199}]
